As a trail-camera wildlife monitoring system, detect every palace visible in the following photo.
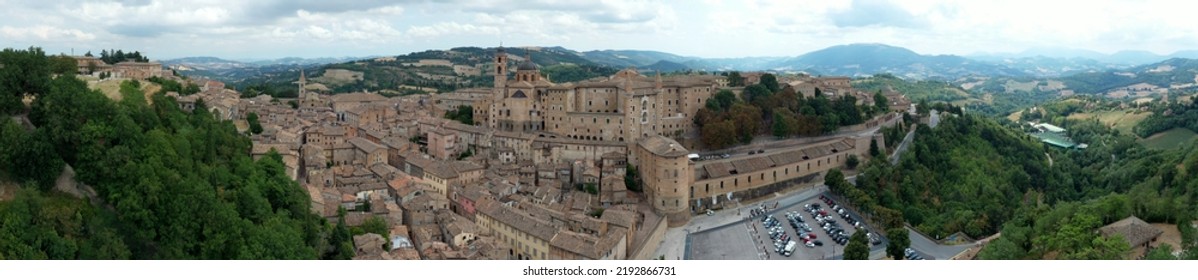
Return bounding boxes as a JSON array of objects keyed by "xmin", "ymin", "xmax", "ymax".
[{"xmin": 474, "ymin": 47, "xmax": 725, "ymax": 144}]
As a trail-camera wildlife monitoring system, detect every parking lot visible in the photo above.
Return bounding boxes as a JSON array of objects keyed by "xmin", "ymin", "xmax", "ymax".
[{"xmin": 688, "ymin": 191, "xmax": 889, "ymax": 260}]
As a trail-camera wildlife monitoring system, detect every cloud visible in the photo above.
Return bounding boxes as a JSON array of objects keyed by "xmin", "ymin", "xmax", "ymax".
[
  {"xmin": 828, "ymin": 0, "xmax": 925, "ymax": 28},
  {"xmin": 407, "ymin": 22, "xmax": 499, "ymax": 38},
  {"xmin": 0, "ymin": 25, "xmax": 97, "ymax": 41}
]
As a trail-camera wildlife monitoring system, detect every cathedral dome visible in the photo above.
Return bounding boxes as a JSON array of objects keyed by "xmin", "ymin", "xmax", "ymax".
[{"xmin": 516, "ymin": 59, "xmax": 538, "ymax": 71}]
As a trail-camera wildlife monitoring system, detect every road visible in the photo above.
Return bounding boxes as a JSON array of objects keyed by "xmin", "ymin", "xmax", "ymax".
[
  {"xmin": 906, "ymin": 226, "xmax": 973, "ymax": 260},
  {"xmin": 890, "ymin": 129, "xmax": 915, "ymax": 165},
  {"xmin": 888, "ymin": 109, "xmax": 938, "ymax": 165}
]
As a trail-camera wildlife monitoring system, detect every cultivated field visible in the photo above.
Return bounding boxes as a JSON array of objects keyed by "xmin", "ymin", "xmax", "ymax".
[
  {"xmin": 1066, "ymin": 110, "xmax": 1152, "ymax": 135},
  {"xmin": 1139, "ymin": 128, "xmax": 1198, "ymax": 150}
]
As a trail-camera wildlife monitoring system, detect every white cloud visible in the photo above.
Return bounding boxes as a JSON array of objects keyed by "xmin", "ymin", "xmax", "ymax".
[
  {"xmin": 407, "ymin": 22, "xmax": 499, "ymax": 38},
  {"xmin": 1, "ymin": 0, "xmax": 1197, "ymax": 58},
  {"xmin": 1, "ymin": 25, "xmax": 96, "ymax": 41}
]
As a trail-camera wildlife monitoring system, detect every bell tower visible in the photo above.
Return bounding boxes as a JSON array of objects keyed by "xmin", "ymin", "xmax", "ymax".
[{"xmin": 494, "ymin": 46, "xmax": 508, "ymax": 92}]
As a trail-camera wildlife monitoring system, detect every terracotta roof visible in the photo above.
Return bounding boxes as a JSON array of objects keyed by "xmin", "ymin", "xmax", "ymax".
[
  {"xmin": 349, "ymin": 137, "xmax": 387, "ymax": 154},
  {"xmin": 331, "ymin": 92, "xmax": 387, "ymax": 103},
  {"xmin": 637, "ymin": 135, "xmax": 688, "ymax": 158},
  {"xmin": 601, "ymin": 209, "xmax": 637, "ymax": 229},
  {"xmin": 731, "ymin": 157, "xmax": 774, "ymax": 173},
  {"xmin": 476, "ymin": 199, "xmax": 558, "ymax": 241},
  {"xmin": 1099, "ymin": 216, "xmax": 1163, "ymax": 247}
]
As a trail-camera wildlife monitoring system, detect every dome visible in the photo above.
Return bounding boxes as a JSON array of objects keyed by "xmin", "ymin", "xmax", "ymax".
[{"xmin": 516, "ymin": 60, "xmax": 538, "ymax": 71}]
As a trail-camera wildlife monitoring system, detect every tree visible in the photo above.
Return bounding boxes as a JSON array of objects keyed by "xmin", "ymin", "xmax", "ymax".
[
  {"xmin": 869, "ymin": 138, "xmax": 881, "ymax": 157},
  {"xmin": 761, "ymin": 73, "xmax": 779, "ymax": 93},
  {"xmin": 1145, "ymin": 244, "xmax": 1177, "ymax": 260},
  {"xmin": 846, "ymin": 154, "xmax": 860, "ymax": 170},
  {"xmin": 624, "ymin": 164, "xmax": 642, "ymax": 192},
  {"xmin": 0, "ymin": 47, "xmax": 51, "ymax": 114},
  {"xmin": 874, "ymin": 91, "xmax": 889, "ymax": 112},
  {"xmin": 844, "ymin": 230, "xmax": 870, "ymax": 260},
  {"xmin": 701, "ymin": 119, "xmax": 738, "ymax": 149},
  {"xmin": 49, "ymin": 55, "xmax": 77, "ymax": 75},
  {"xmin": 744, "ymin": 84, "xmax": 773, "ymax": 113},
  {"xmin": 11, "ymin": 129, "xmax": 65, "ymax": 191},
  {"xmin": 709, "ymin": 89, "xmax": 736, "ymax": 111},
  {"xmin": 247, "ymin": 112, "xmax": 263, "ymax": 134},
  {"xmin": 727, "ymin": 71, "xmax": 744, "ymax": 87},
  {"xmin": 824, "ymin": 168, "xmax": 847, "ymax": 195},
  {"xmin": 772, "ymin": 109, "xmax": 798, "ymax": 138},
  {"xmin": 583, "ymin": 183, "xmax": 598, "ymax": 195},
  {"xmin": 885, "ymin": 228, "xmax": 910, "ymax": 260},
  {"xmin": 444, "ymin": 105, "xmax": 474, "ymax": 125},
  {"xmin": 729, "ymin": 103, "xmax": 762, "ymax": 144}
]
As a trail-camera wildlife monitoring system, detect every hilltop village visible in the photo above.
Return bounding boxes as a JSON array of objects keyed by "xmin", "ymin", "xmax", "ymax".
[{"xmin": 73, "ymin": 47, "xmax": 910, "ymax": 260}]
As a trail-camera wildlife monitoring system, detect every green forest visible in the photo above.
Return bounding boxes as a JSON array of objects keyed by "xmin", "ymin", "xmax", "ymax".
[
  {"xmin": 0, "ymin": 48, "xmax": 355, "ymax": 259},
  {"xmin": 1134, "ymin": 100, "xmax": 1198, "ymax": 138},
  {"xmin": 833, "ymin": 101, "xmax": 1198, "ymax": 259}
]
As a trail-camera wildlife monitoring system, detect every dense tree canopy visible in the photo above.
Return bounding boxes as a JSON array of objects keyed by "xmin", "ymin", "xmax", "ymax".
[
  {"xmin": 98, "ymin": 49, "xmax": 149, "ymax": 64},
  {"xmin": 0, "ymin": 47, "xmax": 52, "ymax": 114},
  {"xmin": 695, "ymin": 87, "xmax": 871, "ymax": 149},
  {"xmin": 844, "ymin": 230, "xmax": 870, "ymax": 260},
  {"xmin": 1, "ymin": 57, "xmax": 344, "ymax": 259},
  {"xmin": 444, "ymin": 105, "xmax": 474, "ymax": 125}
]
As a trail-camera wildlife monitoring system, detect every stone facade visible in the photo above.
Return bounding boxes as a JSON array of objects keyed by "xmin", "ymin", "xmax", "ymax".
[{"xmin": 475, "ymin": 47, "xmax": 722, "ymax": 144}]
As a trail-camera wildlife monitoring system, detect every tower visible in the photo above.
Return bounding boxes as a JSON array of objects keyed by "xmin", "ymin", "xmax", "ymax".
[
  {"xmin": 298, "ymin": 68, "xmax": 307, "ymax": 98},
  {"xmin": 494, "ymin": 46, "xmax": 508, "ymax": 94}
]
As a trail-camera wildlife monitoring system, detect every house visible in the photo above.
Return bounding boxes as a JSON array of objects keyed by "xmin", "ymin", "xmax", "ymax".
[{"xmin": 1099, "ymin": 216, "xmax": 1163, "ymax": 258}]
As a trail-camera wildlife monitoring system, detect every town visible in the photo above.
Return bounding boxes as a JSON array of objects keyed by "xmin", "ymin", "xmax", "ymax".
[{"xmin": 61, "ymin": 46, "xmax": 913, "ymax": 260}]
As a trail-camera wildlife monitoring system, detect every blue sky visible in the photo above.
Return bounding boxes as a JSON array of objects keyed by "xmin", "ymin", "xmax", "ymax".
[{"xmin": 1, "ymin": 0, "xmax": 1196, "ymax": 60}]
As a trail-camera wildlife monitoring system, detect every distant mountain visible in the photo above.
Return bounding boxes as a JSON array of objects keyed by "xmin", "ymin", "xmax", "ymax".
[
  {"xmin": 969, "ymin": 56, "xmax": 1125, "ymax": 77},
  {"xmin": 1059, "ymin": 58, "xmax": 1198, "ymax": 94},
  {"xmin": 970, "ymin": 47, "xmax": 1198, "ymax": 71},
  {"xmin": 639, "ymin": 60, "xmax": 690, "ymax": 72},
  {"xmin": 770, "ymin": 43, "xmax": 1026, "ymax": 79},
  {"xmin": 1107, "ymin": 50, "xmax": 1168, "ymax": 65},
  {"xmin": 246, "ymin": 56, "xmax": 376, "ymax": 66},
  {"xmin": 162, "ymin": 56, "xmax": 372, "ymax": 71},
  {"xmin": 161, "ymin": 56, "xmax": 251, "ymax": 71},
  {"xmin": 581, "ymin": 50, "xmax": 698, "ymax": 68}
]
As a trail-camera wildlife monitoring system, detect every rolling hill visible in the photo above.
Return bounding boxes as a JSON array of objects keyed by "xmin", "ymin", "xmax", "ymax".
[{"xmin": 770, "ymin": 43, "xmax": 1027, "ymax": 79}]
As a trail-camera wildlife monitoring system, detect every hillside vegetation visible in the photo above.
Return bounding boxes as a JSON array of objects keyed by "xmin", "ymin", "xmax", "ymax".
[
  {"xmin": 0, "ymin": 49, "xmax": 354, "ymax": 259},
  {"xmin": 836, "ymin": 103, "xmax": 1198, "ymax": 259}
]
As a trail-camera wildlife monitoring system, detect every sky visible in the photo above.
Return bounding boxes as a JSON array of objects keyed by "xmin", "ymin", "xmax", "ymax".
[{"xmin": 2, "ymin": 0, "xmax": 1197, "ymax": 60}]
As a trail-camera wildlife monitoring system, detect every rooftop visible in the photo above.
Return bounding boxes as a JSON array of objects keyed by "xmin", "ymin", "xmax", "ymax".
[
  {"xmin": 637, "ymin": 135, "xmax": 689, "ymax": 158},
  {"xmin": 1099, "ymin": 216, "xmax": 1163, "ymax": 248}
]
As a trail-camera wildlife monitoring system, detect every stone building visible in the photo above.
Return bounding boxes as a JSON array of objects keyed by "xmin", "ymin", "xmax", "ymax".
[
  {"xmin": 632, "ymin": 136, "xmax": 692, "ymax": 227},
  {"xmin": 474, "ymin": 47, "xmax": 722, "ymax": 144}
]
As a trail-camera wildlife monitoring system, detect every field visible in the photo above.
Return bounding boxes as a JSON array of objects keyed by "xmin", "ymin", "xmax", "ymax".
[
  {"xmin": 1004, "ymin": 80, "xmax": 1038, "ymax": 93},
  {"xmin": 89, "ymin": 78, "xmax": 162, "ymax": 103},
  {"xmin": 1138, "ymin": 128, "xmax": 1198, "ymax": 150},
  {"xmin": 1006, "ymin": 110, "xmax": 1023, "ymax": 122},
  {"xmin": 1066, "ymin": 110, "xmax": 1152, "ymax": 135}
]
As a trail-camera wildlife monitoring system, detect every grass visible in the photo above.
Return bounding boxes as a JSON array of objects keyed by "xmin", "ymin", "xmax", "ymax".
[
  {"xmin": 1066, "ymin": 110, "xmax": 1152, "ymax": 135},
  {"xmin": 1139, "ymin": 128, "xmax": 1198, "ymax": 150},
  {"xmin": 1003, "ymin": 80, "xmax": 1038, "ymax": 93},
  {"xmin": 1007, "ymin": 111, "xmax": 1023, "ymax": 122},
  {"xmin": 89, "ymin": 78, "xmax": 162, "ymax": 104}
]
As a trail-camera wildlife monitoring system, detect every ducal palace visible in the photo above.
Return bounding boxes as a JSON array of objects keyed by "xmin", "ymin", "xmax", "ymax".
[{"xmin": 473, "ymin": 47, "xmax": 725, "ymax": 144}]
